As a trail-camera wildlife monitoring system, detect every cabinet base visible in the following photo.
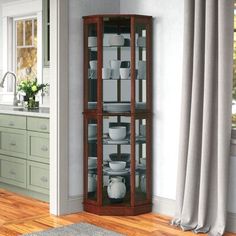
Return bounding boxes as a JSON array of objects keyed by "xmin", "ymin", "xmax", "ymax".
[{"xmin": 84, "ymin": 202, "xmax": 152, "ymax": 216}]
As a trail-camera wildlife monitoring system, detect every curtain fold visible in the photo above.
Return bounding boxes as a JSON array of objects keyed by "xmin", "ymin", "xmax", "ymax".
[{"xmin": 172, "ymin": 0, "xmax": 234, "ymax": 235}]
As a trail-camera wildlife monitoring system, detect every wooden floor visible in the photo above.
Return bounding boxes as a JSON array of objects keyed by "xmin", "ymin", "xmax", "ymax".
[{"xmin": 0, "ymin": 189, "xmax": 235, "ymax": 236}]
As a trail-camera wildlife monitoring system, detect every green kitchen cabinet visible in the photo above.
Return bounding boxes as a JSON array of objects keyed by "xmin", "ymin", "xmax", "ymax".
[
  {"xmin": 0, "ymin": 127, "xmax": 27, "ymax": 158},
  {"xmin": 27, "ymin": 161, "xmax": 49, "ymax": 195},
  {"xmin": 0, "ymin": 154, "xmax": 26, "ymax": 188},
  {"xmin": 0, "ymin": 114, "xmax": 50, "ymax": 201},
  {"xmin": 28, "ymin": 131, "xmax": 49, "ymax": 164}
]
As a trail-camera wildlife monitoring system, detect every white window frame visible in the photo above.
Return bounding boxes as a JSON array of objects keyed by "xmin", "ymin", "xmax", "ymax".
[{"xmin": 1, "ymin": 0, "xmax": 42, "ymax": 104}]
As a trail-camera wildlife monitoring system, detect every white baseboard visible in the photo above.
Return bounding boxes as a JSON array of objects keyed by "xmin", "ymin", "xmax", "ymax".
[
  {"xmin": 66, "ymin": 195, "xmax": 83, "ymax": 215},
  {"xmin": 152, "ymin": 195, "xmax": 236, "ymax": 233},
  {"xmin": 152, "ymin": 195, "xmax": 175, "ymax": 217}
]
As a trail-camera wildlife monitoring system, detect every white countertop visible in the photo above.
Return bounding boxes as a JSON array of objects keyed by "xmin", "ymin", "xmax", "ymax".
[{"xmin": 0, "ymin": 105, "xmax": 50, "ymax": 118}]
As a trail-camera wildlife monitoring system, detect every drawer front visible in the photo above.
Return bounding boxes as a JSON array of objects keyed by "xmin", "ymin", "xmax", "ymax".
[
  {"xmin": 27, "ymin": 161, "xmax": 49, "ymax": 194},
  {"xmin": 0, "ymin": 128, "xmax": 27, "ymax": 158},
  {"xmin": 28, "ymin": 132, "xmax": 49, "ymax": 163},
  {"xmin": 0, "ymin": 115, "xmax": 26, "ymax": 129},
  {"xmin": 27, "ymin": 117, "xmax": 49, "ymax": 133},
  {"xmin": 0, "ymin": 155, "xmax": 26, "ymax": 188}
]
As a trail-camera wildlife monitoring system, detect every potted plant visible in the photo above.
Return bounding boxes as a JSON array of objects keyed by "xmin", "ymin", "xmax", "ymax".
[{"xmin": 18, "ymin": 79, "xmax": 48, "ymax": 109}]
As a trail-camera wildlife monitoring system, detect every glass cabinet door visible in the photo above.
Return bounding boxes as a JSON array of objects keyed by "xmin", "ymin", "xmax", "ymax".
[
  {"xmin": 85, "ymin": 23, "xmax": 98, "ymax": 110},
  {"xmin": 102, "ymin": 115, "xmax": 131, "ymax": 206},
  {"xmin": 135, "ymin": 23, "xmax": 149, "ymax": 111},
  {"xmin": 86, "ymin": 118, "xmax": 98, "ymax": 201},
  {"xmin": 102, "ymin": 17, "xmax": 131, "ymax": 112},
  {"xmin": 135, "ymin": 117, "xmax": 149, "ymax": 204}
]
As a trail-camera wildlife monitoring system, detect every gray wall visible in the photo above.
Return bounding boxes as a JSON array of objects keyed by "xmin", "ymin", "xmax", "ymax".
[{"xmin": 68, "ymin": 0, "xmax": 120, "ymax": 197}]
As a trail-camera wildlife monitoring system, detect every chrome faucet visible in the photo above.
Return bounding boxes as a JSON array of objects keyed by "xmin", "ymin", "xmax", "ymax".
[{"xmin": 0, "ymin": 71, "xmax": 18, "ymax": 106}]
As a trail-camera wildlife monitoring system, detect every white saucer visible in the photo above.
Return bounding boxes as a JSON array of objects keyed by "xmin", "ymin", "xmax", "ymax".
[
  {"xmin": 104, "ymin": 168, "xmax": 129, "ymax": 175},
  {"xmin": 106, "ymin": 139, "xmax": 129, "ymax": 144}
]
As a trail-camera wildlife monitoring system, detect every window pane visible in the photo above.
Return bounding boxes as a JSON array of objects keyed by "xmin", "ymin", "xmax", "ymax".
[
  {"xmin": 25, "ymin": 20, "xmax": 33, "ymax": 46},
  {"xmin": 34, "ymin": 19, "xmax": 37, "ymax": 46},
  {"xmin": 16, "ymin": 48, "xmax": 37, "ymax": 82},
  {"xmin": 17, "ymin": 21, "xmax": 23, "ymax": 46}
]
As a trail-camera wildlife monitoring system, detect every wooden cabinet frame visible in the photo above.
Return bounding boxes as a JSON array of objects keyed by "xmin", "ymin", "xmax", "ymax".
[{"xmin": 83, "ymin": 14, "xmax": 152, "ymax": 216}]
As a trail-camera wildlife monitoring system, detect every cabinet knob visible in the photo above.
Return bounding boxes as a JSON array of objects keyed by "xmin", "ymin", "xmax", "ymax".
[
  {"xmin": 8, "ymin": 121, "xmax": 14, "ymax": 126},
  {"xmin": 40, "ymin": 124, "xmax": 47, "ymax": 130},
  {"xmin": 40, "ymin": 176, "xmax": 48, "ymax": 183},
  {"xmin": 41, "ymin": 145, "xmax": 48, "ymax": 152},
  {"xmin": 9, "ymin": 170, "xmax": 16, "ymax": 175},
  {"xmin": 9, "ymin": 142, "xmax": 16, "ymax": 146}
]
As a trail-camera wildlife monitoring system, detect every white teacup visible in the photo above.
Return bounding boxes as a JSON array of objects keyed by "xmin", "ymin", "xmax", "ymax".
[
  {"xmin": 102, "ymin": 68, "xmax": 111, "ymax": 79},
  {"xmin": 89, "ymin": 60, "xmax": 97, "ymax": 70},
  {"xmin": 111, "ymin": 69, "xmax": 120, "ymax": 79},
  {"xmin": 120, "ymin": 68, "xmax": 130, "ymax": 79},
  {"xmin": 88, "ymin": 36, "xmax": 97, "ymax": 47},
  {"xmin": 110, "ymin": 60, "xmax": 121, "ymax": 69},
  {"xmin": 138, "ymin": 61, "xmax": 146, "ymax": 79}
]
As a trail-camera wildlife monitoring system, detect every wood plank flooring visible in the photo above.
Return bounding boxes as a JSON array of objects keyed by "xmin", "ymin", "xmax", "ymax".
[{"xmin": 0, "ymin": 189, "xmax": 235, "ymax": 235}]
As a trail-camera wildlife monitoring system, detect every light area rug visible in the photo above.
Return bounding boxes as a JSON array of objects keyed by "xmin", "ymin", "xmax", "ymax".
[{"xmin": 23, "ymin": 222, "xmax": 124, "ymax": 236}]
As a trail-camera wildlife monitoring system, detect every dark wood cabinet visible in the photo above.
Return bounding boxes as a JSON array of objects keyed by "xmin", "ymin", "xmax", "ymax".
[{"xmin": 83, "ymin": 14, "xmax": 152, "ymax": 215}]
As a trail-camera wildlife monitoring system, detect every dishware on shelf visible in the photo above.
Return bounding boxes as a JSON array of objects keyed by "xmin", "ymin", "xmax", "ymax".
[
  {"xmin": 102, "ymin": 68, "xmax": 111, "ymax": 79},
  {"xmin": 88, "ymin": 36, "xmax": 97, "ymax": 47},
  {"xmin": 88, "ymin": 173, "xmax": 97, "ymax": 192},
  {"xmin": 124, "ymin": 38, "xmax": 130, "ymax": 46},
  {"xmin": 138, "ymin": 61, "xmax": 146, "ymax": 79},
  {"xmin": 140, "ymin": 124, "xmax": 146, "ymax": 137},
  {"xmin": 120, "ymin": 68, "xmax": 130, "ymax": 79},
  {"xmin": 107, "ymin": 176, "xmax": 126, "ymax": 199},
  {"xmin": 105, "ymin": 168, "xmax": 129, "ymax": 175},
  {"xmin": 136, "ymin": 102, "xmax": 146, "ymax": 110},
  {"xmin": 89, "ymin": 60, "xmax": 97, "ymax": 70},
  {"xmin": 106, "ymin": 139, "xmax": 129, "ymax": 145},
  {"xmin": 109, "ymin": 153, "xmax": 130, "ymax": 162},
  {"xmin": 88, "ymin": 157, "xmax": 97, "ymax": 168},
  {"xmin": 109, "ymin": 161, "xmax": 126, "ymax": 171},
  {"xmin": 109, "ymin": 126, "xmax": 126, "ymax": 140},
  {"xmin": 121, "ymin": 61, "xmax": 130, "ymax": 68},
  {"xmin": 110, "ymin": 60, "xmax": 121, "ymax": 69},
  {"xmin": 140, "ymin": 157, "xmax": 146, "ymax": 166},
  {"xmin": 104, "ymin": 103, "xmax": 131, "ymax": 112},
  {"xmin": 141, "ymin": 174, "xmax": 146, "ymax": 192},
  {"xmin": 88, "ymin": 69, "xmax": 97, "ymax": 79},
  {"xmin": 109, "ymin": 34, "xmax": 124, "ymax": 46},
  {"xmin": 137, "ymin": 37, "xmax": 146, "ymax": 47},
  {"xmin": 111, "ymin": 69, "xmax": 120, "ymax": 79},
  {"xmin": 88, "ymin": 124, "xmax": 97, "ymax": 138}
]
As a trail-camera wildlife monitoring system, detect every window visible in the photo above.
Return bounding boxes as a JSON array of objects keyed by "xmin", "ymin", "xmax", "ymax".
[{"xmin": 15, "ymin": 18, "xmax": 38, "ymax": 83}]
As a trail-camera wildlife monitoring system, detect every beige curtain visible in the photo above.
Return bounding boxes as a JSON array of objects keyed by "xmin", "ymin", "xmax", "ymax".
[{"xmin": 172, "ymin": 0, "xmax": 234, "ymax": 235}]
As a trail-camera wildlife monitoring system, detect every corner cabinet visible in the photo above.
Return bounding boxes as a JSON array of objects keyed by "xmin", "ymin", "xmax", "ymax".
[{"xmin": 83, "ymin": 14, "xmax": 152, "ymax": 215}]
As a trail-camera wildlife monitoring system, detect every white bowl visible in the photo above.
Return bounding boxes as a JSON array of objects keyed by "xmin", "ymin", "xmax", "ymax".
[
  {"xmin": 88, "ymin": 124, "xmax": 97, "ymax": 138},
  {"xmin": 109, "ymin": 35, "xmax": 124, "ymax": 46},
  {"xmin": 140, "ymin": 158, "xmax": 146, "ymax": 166},
  {"xmin": 109, "ymin": 126, "xmax": 126, "ymax": 140},
  {"xmin": 88, "ymin": 157, "xmax": 97, "ymax": 167},
  {"xmin": 109, "ymin": 161, "xmax": 126, "ymax": 171},
  {"xmin": 88, "ymin": 36, "xmax": 97, "ymax": 47}
]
